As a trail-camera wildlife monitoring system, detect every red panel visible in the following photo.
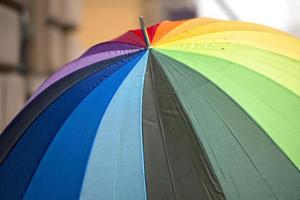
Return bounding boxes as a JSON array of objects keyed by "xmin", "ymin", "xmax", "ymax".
[
  {"xmin": 147, "ymin": 23, "xmax": 161, "ymax": 42},
  {"xmin": 111, "ymin": 31, "xmax": 146, "ymax": 47},
  {"xmin": 110, "ymin": 22, "xmax": 163, "ymax": 47}
]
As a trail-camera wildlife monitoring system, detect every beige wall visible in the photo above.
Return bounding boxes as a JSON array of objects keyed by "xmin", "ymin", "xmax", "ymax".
[{"xmin": 77, "ymin": 0, "xmax": 142, "ymax": 49}]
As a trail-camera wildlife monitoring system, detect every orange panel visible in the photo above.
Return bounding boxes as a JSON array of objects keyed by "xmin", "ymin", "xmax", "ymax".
[
  {"xmin": 154, "ymin": 18, "xmax": 220, "ymax": 45},
  {"xmin": 151, "ymin": 20, "xmax": 186, "ymax": 44}
]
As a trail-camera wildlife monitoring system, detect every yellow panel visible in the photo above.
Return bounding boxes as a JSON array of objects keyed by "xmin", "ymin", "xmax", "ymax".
[{"xmin": 154, "ymin": 20, "xmax": 291, "ymax": 46}]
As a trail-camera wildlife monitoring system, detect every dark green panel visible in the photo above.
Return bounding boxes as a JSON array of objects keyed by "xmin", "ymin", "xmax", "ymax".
[
  {"xmin": 142, "ymin": 52, "xmax": 225, "ymax": 200},
  {"xmin": 152, "ymin": 50, "xmax": 300, "ymax": 200},
  {"xmin": 142, "ymin": 61, "xmax": 174, "ymax": 200}
]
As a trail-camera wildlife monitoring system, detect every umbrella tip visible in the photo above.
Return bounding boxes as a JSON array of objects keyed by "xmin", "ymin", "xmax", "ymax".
[{"xmin": 139, "ymin": 16, "xmax": 151, "ymax": 49}]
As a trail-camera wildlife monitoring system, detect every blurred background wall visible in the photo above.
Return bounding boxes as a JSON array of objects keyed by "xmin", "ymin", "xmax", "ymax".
[{"xmin": 0, "ymin": 0, "xmax": 299, "ymax": 132}]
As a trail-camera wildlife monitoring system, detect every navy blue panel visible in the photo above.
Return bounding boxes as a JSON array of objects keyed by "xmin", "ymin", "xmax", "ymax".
[{"xmin": 0, "ymin": 51, "xmax": 145, "ymax": 200}]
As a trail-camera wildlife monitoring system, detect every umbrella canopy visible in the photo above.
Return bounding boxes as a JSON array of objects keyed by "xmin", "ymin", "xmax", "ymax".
[{"xmin": 1, "ymin": 17, "xmax": 300, "ymax": 200}]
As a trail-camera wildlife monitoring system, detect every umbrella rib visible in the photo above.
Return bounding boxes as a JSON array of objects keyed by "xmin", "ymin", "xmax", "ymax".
[{"xmin": 139, "ymin": 16, "xmax": 152, "ymax": 49}]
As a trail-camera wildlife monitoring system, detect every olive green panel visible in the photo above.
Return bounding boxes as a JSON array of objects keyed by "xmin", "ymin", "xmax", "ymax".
[{"xmin": 154, "ymin": 48, "xmax": 300, "ymax": 169}]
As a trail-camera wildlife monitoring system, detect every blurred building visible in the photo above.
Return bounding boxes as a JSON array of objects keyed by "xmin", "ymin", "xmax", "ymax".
[
  {"xmin": 0, "ymin": 0, "xmax": 197, "ymax": 132},
  {"xmin": 0, "ymin": 0, "xmax": 83, "ymax": 132}
]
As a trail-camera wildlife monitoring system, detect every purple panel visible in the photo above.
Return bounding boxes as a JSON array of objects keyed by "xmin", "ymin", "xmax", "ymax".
[
  {"xmin": 27, "ymin": 48, "xmax": 141, "ymax": 103},
  {"xmin": 81, "ymin": 42, "xmax": 141, "ymax": 57}
]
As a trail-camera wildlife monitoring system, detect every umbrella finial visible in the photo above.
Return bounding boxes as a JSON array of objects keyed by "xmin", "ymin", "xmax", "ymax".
[{"xmin": 139, "ymin": 16, "xmax": 151, "ymax": 49}]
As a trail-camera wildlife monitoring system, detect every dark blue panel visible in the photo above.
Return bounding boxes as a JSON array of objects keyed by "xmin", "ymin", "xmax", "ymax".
[{"xmin": 0, "ymin": 51, "xmax": 145, "ymax": 200}]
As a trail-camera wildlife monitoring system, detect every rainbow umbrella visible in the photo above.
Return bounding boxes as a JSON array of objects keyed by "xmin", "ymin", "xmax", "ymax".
[{"xmin": 1, "ymin": 17, "xmax": 300, "ymax": 200}]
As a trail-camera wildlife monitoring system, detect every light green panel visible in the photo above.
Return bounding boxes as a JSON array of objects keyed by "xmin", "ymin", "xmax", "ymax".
[{"xmin": 158, "ymin": 42, "xmax": 300, "ymax": 97}]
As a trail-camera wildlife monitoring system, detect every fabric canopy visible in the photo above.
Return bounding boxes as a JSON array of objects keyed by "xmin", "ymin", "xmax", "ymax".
[{"xmin": 0, "ymin": 17, "xmax": 300, "ymax": 200}]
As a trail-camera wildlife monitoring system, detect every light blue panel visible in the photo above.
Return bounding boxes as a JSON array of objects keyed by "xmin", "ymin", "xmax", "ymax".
[
  {"xmin": 23, "ymin": 52, "xmax": 146, "ymax": 200},
  {"xmin": 80, "ymin": 51, "xmax": 148, "ymax": 200}
]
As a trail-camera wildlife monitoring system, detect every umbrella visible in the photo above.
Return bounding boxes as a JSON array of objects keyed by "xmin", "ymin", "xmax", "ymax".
[{"xmin": 1, "ymin": 17, "xmax": 300, "ymax": 200}]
